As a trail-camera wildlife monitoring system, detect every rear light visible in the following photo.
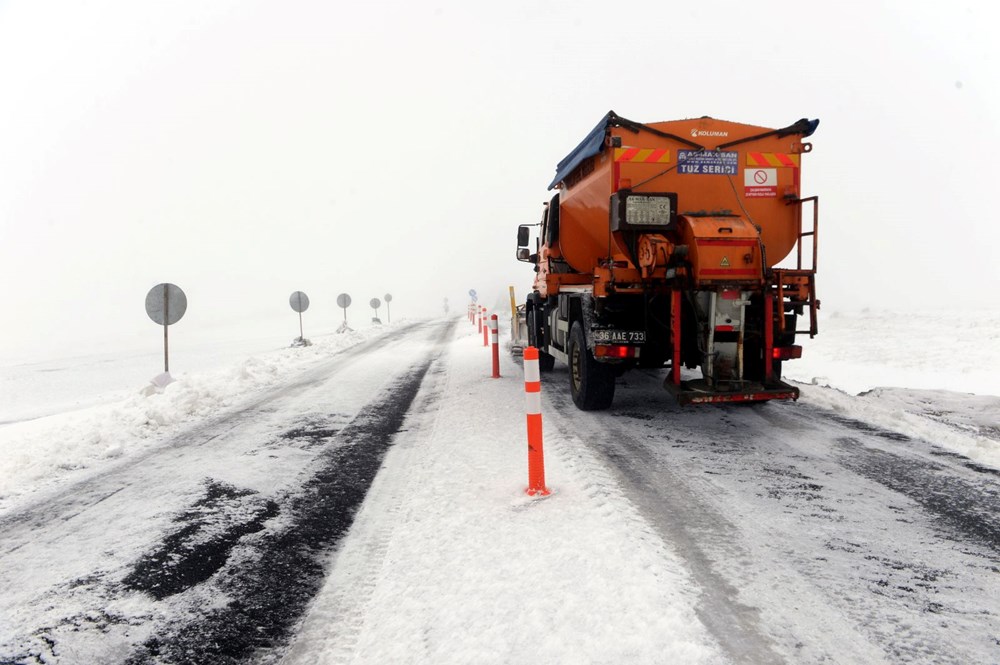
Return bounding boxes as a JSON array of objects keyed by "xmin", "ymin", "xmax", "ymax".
[
  {"xmin": 772, "ymin": 345, "xmax": 802, "ymax": 360},
  {"xmin": 595, "ymin": 345, "xmax": 640, "ymax": 359}
]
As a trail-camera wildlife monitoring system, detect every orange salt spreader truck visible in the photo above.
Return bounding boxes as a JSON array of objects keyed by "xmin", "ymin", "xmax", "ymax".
[{"xmin": 515, "ymin": 112, "xmax": 820, "ymax": 410}]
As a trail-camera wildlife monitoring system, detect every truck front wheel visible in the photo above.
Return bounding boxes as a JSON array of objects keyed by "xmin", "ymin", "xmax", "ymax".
[{"xmin": 568, "ymin": 322, "xmax": 615, "ymax": 410}]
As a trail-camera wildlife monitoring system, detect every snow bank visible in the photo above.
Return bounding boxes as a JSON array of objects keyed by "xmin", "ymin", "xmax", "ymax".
[
  {"xmin": 782, "ymin": 308, "xmax": 1000, "ymax": 470},
  {"xmin": 0, "ymin": 327, "xmax": 385, "ymax": 515},
  {"xmin": 799, "ymin": 383, "xmax": 1000, "ymax": 470},
  {"xmin": 785, "ymin": 309, "xmax": 1000, "ymax": 397}
]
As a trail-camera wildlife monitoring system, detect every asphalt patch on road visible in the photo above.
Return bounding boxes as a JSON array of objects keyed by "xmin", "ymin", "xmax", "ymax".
[
  {"xmin": 122, "ymin": 480, "xmax": 279, "ymax": 600},
  {"xmin": 125, "ymin": 357, "xmax": 439, "ymax": 664}
]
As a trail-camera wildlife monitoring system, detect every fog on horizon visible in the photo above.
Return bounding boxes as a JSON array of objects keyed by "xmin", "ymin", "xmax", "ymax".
[{"xmin": 2, "ymin": 0, "xmax": 998, "ymax": 362}]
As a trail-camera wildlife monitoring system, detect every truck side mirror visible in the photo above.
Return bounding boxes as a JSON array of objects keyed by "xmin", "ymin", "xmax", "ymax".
[
  {"xmin": 517, "ymin": 226, "xmax": 530, "ymax": 247},
  {"xmin": 516, "ymin": 248, "xmax": 532, "ymax": 262}
]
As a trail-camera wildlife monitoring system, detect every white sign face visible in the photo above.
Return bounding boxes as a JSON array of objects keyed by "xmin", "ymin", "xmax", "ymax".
[
  {"xmin": 289, "ymin": 291, "xmax": 310, "ymax": 313},
  {"xmin": 744, "ymin": 168, "xmax": 777, "ymax": 198},
  {"xmin": 145, "ymin": 283, "xmax": 187, "ymax": 325}
]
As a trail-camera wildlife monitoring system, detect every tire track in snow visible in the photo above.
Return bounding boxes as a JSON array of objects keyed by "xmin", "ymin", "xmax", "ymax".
[
  {"xmin": 123, "ymin": 319, "xmax": 456, "ymax": 665},
  {"xmin": 0, "ymin": 324, "xmax": 433, "ymax": 547},
  {"xmin": 568, "ymin": 378, "xmax": 1000, "ymax": 664},
  {"xmin": 0, "ymin": 321, "xmax": 454, "ymax": 665},
  {"xmin": 781, "ymin": 406, "xmax": 1000, "ymax": 554},
  {"xmin": 280, "ymin": 354, "xmax": 452, "ymax": 665},
  {"xmin": 543, "ymin": 385, "xmax": 785, "ymax": 665}
]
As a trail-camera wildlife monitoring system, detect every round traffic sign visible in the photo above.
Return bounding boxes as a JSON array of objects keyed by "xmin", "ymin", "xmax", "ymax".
[
  {"xmin": 370, "ymin": 298, "xmax": 381, "ymax": 309},
  {"xmin": 337, "ymin": 293, "xmax": 352, "ymax": 308},
  {"xmin": 384, "ymin": 293, "xmax": 393, "ymax": 303},
  {"xmin": 289, "ymin": 291, "xmax": 310, "ymax": 313},
  {"xmin": 145, "ymin": 283, "xmax": 187, "ymax": 326}
]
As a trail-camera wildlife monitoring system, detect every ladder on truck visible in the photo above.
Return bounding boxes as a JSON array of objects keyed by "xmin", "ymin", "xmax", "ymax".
[{"xmin": 774, "ymin": 196, "xmax": 819, "ymax": 338}]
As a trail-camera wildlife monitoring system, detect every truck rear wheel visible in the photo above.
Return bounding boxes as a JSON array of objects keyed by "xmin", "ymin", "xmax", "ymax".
[{"xmin": 568, "ymin": 322, "xmax": 615, "ymax": 410}]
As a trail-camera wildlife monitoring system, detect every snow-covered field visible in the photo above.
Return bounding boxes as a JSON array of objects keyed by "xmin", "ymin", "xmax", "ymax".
[
  {"xmin": 782, "ymin": 309, "xmax": 1000, "ymax": 471},
  {"xmin": 0, "ymin": 325, "xmax": 389, "ymax": 515},
  {"xmin": 3, "ymin": 309, "xmax": 997, "ymax": 511},
  {"xmin": 1, "ymin": 309, "xmax": 998, "ymax": 663},
  {"xmin": 783, "ymin": 309, "xmax": 1000, "ymax": 397}
]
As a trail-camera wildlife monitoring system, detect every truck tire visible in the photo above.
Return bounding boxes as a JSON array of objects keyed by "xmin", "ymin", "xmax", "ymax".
[
  {"xmin": 538, "ymin": 351, "xmax": 556, "ymax": 372},
  {"xmin": 568, "ymin": 322, "xmax": 615, "ymax": 410}
]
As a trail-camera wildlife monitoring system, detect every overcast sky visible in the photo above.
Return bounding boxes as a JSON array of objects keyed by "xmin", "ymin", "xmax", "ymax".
[{"xmin": 2, "ymin": 0, "xmax": 998, "ymax": 361}]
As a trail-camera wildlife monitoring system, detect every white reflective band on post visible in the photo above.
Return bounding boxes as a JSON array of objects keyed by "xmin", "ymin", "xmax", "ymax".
[
  {"xmin": 525, "ymin": 392, "xmax": 542, "ymax": 415},
  {"xmin": 491, "ymin": 332, "xmax": 498, "ymax": 342},
  {"xmin": 524, "ymin": 362, "xmax": 540, "ymax": 383}
]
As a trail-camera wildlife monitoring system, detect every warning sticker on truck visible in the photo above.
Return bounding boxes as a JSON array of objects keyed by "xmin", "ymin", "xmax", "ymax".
[
  {"xmin": 677, "ymin": 150, "xmax": 738, "ymax": 175},
  {"xmin": 744, "ymin": 168, "xmax": 777, "ymax": 198}
]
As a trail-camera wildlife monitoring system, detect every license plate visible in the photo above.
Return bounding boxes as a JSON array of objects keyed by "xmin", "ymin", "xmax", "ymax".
[{"xmin": 593, "ymin": 329, "xmax": 646, "ymax": 344}]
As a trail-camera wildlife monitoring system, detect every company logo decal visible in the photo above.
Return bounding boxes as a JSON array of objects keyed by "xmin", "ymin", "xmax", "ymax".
[{"xmin": 690, "ymin": 129, "xmax": 730, "ymax": 138}]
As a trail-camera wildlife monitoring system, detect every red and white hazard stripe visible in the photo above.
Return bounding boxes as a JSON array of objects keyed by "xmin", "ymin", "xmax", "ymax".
[{"xmin": 490, "ymin": 314, "xmax": 500, "ymax": 378}]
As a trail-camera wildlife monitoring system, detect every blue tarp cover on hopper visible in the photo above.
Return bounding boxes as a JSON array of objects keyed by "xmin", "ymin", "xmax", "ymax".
[
  {"xmin": 548, "ymin": 111, "xmax": 615, "ymax": 190},
  {"xmin": 547, "ymin": 112, "xmax": 819, "ymax": 191}
]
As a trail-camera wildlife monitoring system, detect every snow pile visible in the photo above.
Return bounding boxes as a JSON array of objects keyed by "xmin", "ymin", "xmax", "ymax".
[
  {"xmin": 0, "ymin": 327, "xmax": 383, "ymax": 513},
  {"xmin": 800, "ymin": 384, "xmax": 1000, "ymax": 470},
  {"xmin": 782, "ymin": 308, "xmax": 1000, "ymax": 470},
  {"xmin": 785, "ymin": 309, "xmax": 1000, "ymax": 396}
]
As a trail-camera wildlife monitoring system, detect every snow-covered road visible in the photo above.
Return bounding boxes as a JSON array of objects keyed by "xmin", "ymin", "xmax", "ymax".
[
  {"xmin": 0, "ymin": 321, "xmax": 455, "ymax": 663},
  {"xmin": 545, "ymin": 372, "xmax": 1000, "ymax": 664},
  {"xmin": 1, "ymin": 316, "xmax": 998, "ymax": 664}
]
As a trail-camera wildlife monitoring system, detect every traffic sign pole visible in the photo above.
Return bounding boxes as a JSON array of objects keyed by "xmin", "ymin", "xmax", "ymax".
[
  {"xmin": 163, "ymin": 284, "xmax": 169, "ymax": 372},
  {"xmin": 145, "ymin": 282, "xmax": 187, "ymax": 375}
]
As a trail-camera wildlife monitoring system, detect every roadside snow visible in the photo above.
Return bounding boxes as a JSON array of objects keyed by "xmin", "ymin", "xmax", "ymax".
[
  {"xmin": 784, "ymin": 309, "xmax": 1000, "ymax": 396},
  {"xmin": 0, "ymin": 327, "xmax": 385, "ymax": 514},
  {"xmin": 782, "ymin": 308, "xmax": 1000, "ymax": 470},
  {"xmin": 799, "ymin": 384, "xmax": 1000, "ymax": 470},
  {"xmin": 2, "ymin": 310, "xmax": 998, "ymax": 520}
]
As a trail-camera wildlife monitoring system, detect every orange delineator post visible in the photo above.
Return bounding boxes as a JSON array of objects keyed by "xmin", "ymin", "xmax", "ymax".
[
  {"xmin": 483, "ymin": 310, "xmax": 489, "ymax": 347},
  {"xmin": 523, "ymin": 346, "xmax": 550, "ymax": 496},
  {"xmin": 477, "ymin": 306, "xmax": 483, "ymax": 333},
  {"xmin": 490, "ymin": 314, "xmax": 500, "ymax": 378}
]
